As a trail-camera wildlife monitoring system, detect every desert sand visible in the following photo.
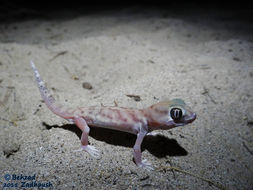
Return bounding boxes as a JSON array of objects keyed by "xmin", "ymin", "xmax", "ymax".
[{"xmin": 0, "ymin": 6, "xmax": 252, "ymax": 190}]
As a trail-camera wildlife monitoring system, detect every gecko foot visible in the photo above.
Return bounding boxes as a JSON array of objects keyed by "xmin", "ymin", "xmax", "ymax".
[
  {"xmin": 146, "ymin": 131, "xmax": 159, "ymax": 136},
  {"xmin": 75, "ymin": 145, "xmax": 100, "ymax": 158},
  {"xmin": 137, "ymin": 159, "xmax": 154, "ymax": 170}
]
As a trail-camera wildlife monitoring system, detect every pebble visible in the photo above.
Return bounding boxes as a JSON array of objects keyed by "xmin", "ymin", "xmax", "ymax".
[{"xmin": 246, "ymin": 105, "xmax": 253, "ymax": 125}]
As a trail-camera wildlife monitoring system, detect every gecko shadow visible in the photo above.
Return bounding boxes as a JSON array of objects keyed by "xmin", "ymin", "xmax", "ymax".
[{"xmin": 42, "ymin": 122, "xmax": 188, "ymax": 158}]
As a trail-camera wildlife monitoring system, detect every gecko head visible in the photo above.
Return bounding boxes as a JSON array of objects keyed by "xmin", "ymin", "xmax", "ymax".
[
  {"xmin": 168, "ymin": 99, "xmax": 196, "ymax": 127},
  {"xmin": 147, "ymin": 99, "xmax": 196, "ymax": 130}
]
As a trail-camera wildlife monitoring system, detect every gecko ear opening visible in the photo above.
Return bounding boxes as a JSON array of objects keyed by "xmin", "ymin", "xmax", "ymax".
[{"xmin": 170, "ymin": 108, "xmax": 183, "ymax": 122}]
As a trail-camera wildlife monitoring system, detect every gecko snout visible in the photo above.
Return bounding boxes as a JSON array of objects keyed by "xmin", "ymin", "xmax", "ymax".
[{"xmin": 185, "ymin": 112, "xmax": 197, "ymax": 123}]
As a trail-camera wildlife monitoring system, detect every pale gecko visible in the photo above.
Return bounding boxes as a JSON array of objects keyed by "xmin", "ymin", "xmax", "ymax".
[{"xmin": 30, "ymin": 61, "xmax": 196, "ymax": 170}]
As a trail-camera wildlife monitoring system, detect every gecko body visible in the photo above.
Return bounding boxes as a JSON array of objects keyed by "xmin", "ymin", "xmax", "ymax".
[{"xmin": 31, "ymin": 61, "xmax": 196, "ymax": 170}]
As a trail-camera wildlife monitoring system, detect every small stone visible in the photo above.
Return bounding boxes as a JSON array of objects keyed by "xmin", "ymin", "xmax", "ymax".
[
  {"xmin": 233, "ymin": 57, "xmax": 241, "ymax": 62},
  {"xmin": 246, "ymin": 105, "xmax": 253, "ymax": 125},
  {"xmin": 126, "ymin": 94, "xmax": 141, "ymax": 102},
  {"xmin": 82, "ymin": 82, "xmax": 93, "ymax": 90},
  {"xmin": 147, "ymin": 59, "xmax": 155, "ymax": 64}
]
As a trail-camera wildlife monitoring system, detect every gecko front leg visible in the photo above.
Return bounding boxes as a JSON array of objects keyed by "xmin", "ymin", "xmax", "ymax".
[
  {"xmin": 133, "ymin": 129, "xmax": 153, "ymax": 170},
  {"xmin": 74, "ymin": 117, "xmax": 100, "ymax": 158}
]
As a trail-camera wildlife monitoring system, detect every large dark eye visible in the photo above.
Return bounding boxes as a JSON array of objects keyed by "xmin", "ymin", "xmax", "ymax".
[{"xmin": 170, "ymin": 108, "xmax": 182, "ymax": 121}]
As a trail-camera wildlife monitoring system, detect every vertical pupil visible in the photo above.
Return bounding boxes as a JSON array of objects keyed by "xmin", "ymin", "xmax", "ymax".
[
  {"xmin": 171, "ymin": 108, "xmax": 182, "ymax": 120},
  {"xmin": 175, "ymin": 110, "xmax": 179, "ymax": 117}
]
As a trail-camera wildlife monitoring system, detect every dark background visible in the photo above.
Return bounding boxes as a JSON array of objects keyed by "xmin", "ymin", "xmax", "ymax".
[{"xmin": 1, "ymin": 1, "xmax": 253, "ymax": 22}]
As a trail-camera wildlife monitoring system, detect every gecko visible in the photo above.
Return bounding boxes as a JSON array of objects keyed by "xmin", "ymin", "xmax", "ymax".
[{"xmin": 30, "ymin": 61, "xmax": 196, "ymax": 170}]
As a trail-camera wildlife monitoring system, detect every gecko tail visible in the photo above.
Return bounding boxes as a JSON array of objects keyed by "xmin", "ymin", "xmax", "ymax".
[{"xmin": 30, "ymin": 61, "xmax": 72, "ymax": 119}]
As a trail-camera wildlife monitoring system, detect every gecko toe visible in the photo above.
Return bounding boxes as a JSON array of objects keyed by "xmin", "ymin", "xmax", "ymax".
[
  {"xmin": 138, "ymin": 159, "xmax": 154, "ymax": 171},
  {"xmin": 88, "ymin": 145, "xmax": 101, "ymax": 158},
  {"xmin": 81, "ymin": 145, "xmax": 101, "ymax": 159},
  {"xmin": 146, "ymin": 131, "xmax": 159, "ymax": 136}
]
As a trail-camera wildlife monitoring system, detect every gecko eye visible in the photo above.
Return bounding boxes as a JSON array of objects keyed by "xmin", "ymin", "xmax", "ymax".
[{"xmin": 170, "ymin": 108, "xmax": 183, "ymax": 121}]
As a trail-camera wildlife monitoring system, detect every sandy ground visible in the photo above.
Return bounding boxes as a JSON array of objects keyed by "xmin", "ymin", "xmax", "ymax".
[{"xmin": 0, "ymin": 6, "xmax": 253, "ymax": 190}]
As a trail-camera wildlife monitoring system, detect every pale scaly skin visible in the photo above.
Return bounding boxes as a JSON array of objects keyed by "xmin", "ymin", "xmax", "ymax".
[{"xmin": 30, "ymin": 61, "xmax": 196, "ymax": 170}]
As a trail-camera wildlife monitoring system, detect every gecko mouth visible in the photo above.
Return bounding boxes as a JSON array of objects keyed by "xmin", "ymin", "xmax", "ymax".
[
  {"xmin": 171, "ymin": 112, "xmax": 196, "ymax": 127},
  {"xmin": 183, "ymin": 112, "xmax": 197, "ymax": 123}
]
